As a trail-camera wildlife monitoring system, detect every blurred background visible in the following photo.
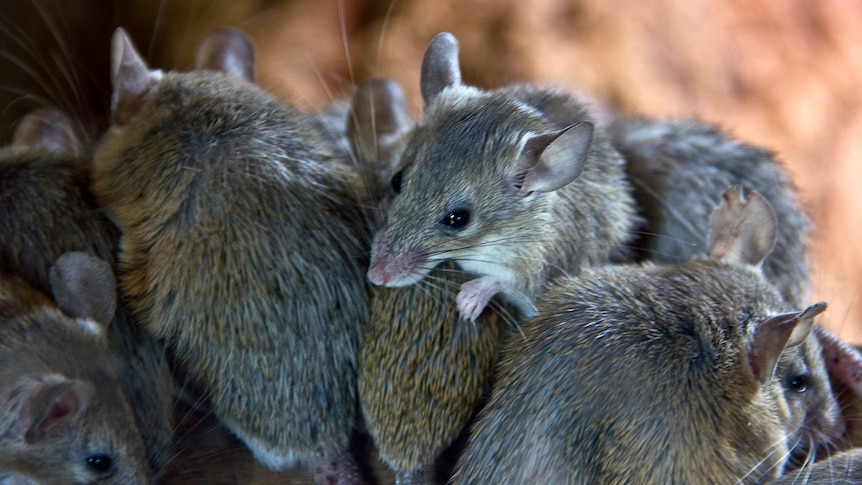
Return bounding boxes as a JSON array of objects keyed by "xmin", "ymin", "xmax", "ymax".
[{"xmin": 2, "ymin": 0, "xmax": 861, "ymax": 342}]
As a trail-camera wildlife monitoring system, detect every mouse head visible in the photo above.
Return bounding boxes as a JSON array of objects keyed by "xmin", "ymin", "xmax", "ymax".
[
  {"xmin": 777, "ymin": 335, "xmax": 844, "ymax": 463},
  {"xmin": 702, "ymin": 186, "xmax": 828, "ymax": 478},
  {"xmin": 0, "ymin": 253, "xmax": 149, "ymax": 484},
  {"xmin": 367, "ymin": 32, "xmax": 594, "ymax": 288}
]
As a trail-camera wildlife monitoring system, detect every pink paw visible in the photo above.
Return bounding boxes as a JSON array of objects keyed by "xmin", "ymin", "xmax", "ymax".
[{"xmin": 456, "ymin": 277, "xmax": 503, "ymax": 322}]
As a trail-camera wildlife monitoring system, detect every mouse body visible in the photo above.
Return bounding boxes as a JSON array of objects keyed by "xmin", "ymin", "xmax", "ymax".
[
  {"xmin": 0, "ymin": 252, "xmax": 150, "ymax": 484},
  {"xmin": 453, "ymin": 187, "xmax": 831, "ymax": 484},
  {"xmin": 0, "ymin": 108, "xmax": 174, "ymax": 473},
  {"xmin": 91, "ymin": 27, "xmax": 370, "ymax": 482},
  {"xmin": 366, "ymin": 32, "xmax": 638, "ymax": 321}
]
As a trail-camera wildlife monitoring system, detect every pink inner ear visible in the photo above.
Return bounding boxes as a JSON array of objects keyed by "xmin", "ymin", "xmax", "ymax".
[
  {"xmin": 37, "ymin": 388, "xmax": 78, "ymax": 433},
  {"xmin": 19, "ymin": 381, "xmax": 90, "ymax": 444}
]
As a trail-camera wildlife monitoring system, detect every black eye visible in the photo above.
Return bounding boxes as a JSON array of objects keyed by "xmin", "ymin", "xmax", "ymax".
[
  {"xmin": 86, "ymin": 454, "xmax": 114, "ymax": 473},
  {"xmin": 786, "ymin": 374, "xmax": 809, "ymax": 393},
  {"xmin": 440, "ymin": 209, "xmax": 470, "ymax": 229},
  {"xmin": 390, "ymin": 170, "xmax": 403, "ymax": 195}
]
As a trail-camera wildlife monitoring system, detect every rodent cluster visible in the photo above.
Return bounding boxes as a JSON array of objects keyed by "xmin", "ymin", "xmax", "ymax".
[{"xmin": 0, "ymin": 24, "xmax": 860, "ymax": 485}]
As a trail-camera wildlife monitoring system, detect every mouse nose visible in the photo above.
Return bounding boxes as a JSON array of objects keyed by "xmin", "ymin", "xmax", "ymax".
[
  {"xmin": 367, "ymin": 257, "xmax": 392, "ymax": 285},
  {"xmin": 367, "ymin": 242, "xmax": 427, "ymax": 287}
]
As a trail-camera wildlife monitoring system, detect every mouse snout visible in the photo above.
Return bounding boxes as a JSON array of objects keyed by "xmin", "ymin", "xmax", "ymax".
[{"xmin": 367, "ymin": 239, "xmax": 428, "ymax": 287}]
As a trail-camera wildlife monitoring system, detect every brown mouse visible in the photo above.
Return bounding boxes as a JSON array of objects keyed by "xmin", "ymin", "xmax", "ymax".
[
  {"xmin": 606, "ymin": 117, "xmax": 844, "ymax": 467},
  {"xmin": 0, "ymin": 107, "xmax": 174, "ymax": 474},
  {"xmin": 91, "ymin": 27, "xmax": 370, "ymax": 483},
  {"xmin": 347, "ymin": 77, "xmax": 511, "ymax": 485},
  {"xmin": 0, "ymin": 252, "xmax": 149, "ymax": 484},
  {"xmin": 453, "ymin": 186, "xmax": 830, "ymax": 484},
  {"xmin": 365, "ymin": 32, "xmax": 638, "ymax": 322}
]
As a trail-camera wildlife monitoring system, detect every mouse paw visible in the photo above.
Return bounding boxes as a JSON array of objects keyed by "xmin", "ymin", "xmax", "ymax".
[{"xmin": 457, "ymin": 277, "xmax": 503, "ymax": 322}]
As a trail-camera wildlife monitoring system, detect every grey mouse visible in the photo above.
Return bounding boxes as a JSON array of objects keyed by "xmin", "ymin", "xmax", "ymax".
[
  {"xmin": 453, "ymin": 186, "xmax": 831, "ymax": 484},
  {"xmin": 0, "ymin": 252, "xmax": 149, "ymax": 484},
  {"xmin": 91, "ymin": 27, "xmax": 370, "ymax": 483},
  {"xmin": 348, "ymin": 77, "xmax": 511, "ymax": 485},
  {"xmin": 365, "ymin": 32, "xmax": 638, "ymax": 321},
  {"xmin": 0, "ymin": 107, "xmax": 174, "ymax": 474},
  {"xmin": 607, "ymin": 116, "xmax": 810, "ymax": 308}
]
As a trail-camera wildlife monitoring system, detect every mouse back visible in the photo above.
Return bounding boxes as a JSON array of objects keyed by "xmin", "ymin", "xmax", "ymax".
[
  {"xmin": 0, "ymin": 253, "xmax": 149, "ymax": 484},
  {"xmin": 608, "ymin": 116, "xmax": 811, "ymax": 308},
  {"xmin": 0, "ymin": 108, "xmax": 117, "ymax": 290},
  {"xmin": 453, "ymin": 187, "xmax": 825, "ymax": 484}
]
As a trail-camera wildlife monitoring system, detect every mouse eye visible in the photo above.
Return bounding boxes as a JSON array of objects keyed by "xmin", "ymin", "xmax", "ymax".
[
  {"xmin": 785, "ymin": 373, "xmax": 810, "ymax": 393},
  {"xmin": 390, "ymin": 170, "xmax": 404, "ymax": 195},
  {"xmin": 85, "ymin": 454, "xmax": 114, "ymax": 474},
  {"xmin": 439, "ymin": 208, "xmax": 471, "ymax": 230}
]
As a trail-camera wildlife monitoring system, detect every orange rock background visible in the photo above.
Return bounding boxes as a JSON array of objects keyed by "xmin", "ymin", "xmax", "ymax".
[{"xmin": 2, "ymin": 0, "xmax": 862, "ymax": 342}]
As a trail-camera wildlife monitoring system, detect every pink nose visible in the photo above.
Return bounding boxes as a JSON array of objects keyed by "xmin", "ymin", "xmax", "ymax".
[
  {"xmin": 367, "ymin": 258, "xmax": 391, "ymax": 285},
  {"xmin": 367, "ymin": 242, "xmax": 425, "ymax": 287}
]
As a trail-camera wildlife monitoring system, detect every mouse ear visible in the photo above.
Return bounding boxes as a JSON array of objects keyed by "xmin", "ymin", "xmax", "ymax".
[
  {"xmin": 12, "ymin": 108, "xmax": 83, "ymax": 156},
  {"xmin": 195, "ymin": 27, "xmax": 255, "ymax": 82},
  {"xmin": 348, "ymin": 77, "xmax": 413, "ymax": 173},
  {"xmin": 707, "ymin": 186, "xmax": 777, "ymax": 267},
  {"xmin": 512, "ymin": 121, "xmax": 593, "ymax": 196},
  {"xmin": 111, "ymin": 28, "xmax": 158, "ymax": 126},
  {"xmin": 748, "ymin": 302, "xmax": 825, "ymax": 383},
  {"xmin": 9, "ymin": 376, "xmax": 94, "ymax": 444},
  {"xmin": 421, "ymin": 32, "xmax": 461, "ymax": 106},
  {"xmin": 48, "ymin": 252, "xmax": 117, "ymax": 328}
]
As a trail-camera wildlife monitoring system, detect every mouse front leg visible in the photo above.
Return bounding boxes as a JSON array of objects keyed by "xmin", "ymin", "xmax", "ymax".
[{"xmin": 456, "ymin": 276, "xmax": 504, "ymax": 322}]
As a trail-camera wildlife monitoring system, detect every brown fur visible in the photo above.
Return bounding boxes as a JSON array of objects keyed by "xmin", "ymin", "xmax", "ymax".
[{"xmin": 359, "ymin": 261, "xmax": 508, "ymax": 478}]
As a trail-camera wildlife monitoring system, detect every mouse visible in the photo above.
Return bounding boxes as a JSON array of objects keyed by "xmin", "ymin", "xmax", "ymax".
[
  {"xmin": 605, "ymin": 116, "xmax": 845, "ymax": 468},
  {"xmin": 365, "ymin": 31, "xmax": 638, "ymax": 322},
  {"xmin": 91, "ymin": 26, "xmax": 371, "ymax": 483},
  {"xmin": 0, "ymin": 252, "xmax": 150, "ymax": 484},
  {"xmin": 452, "ymin": 186, "xmax": 832, "ymax": 484},
  {"xmin": 0, "ymin": 107, "xmax": 174, "ymax": 474},
  {"xmin": 347, "ymin": 77, "xmax": 511, "ymax": 485}
]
